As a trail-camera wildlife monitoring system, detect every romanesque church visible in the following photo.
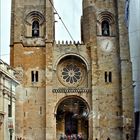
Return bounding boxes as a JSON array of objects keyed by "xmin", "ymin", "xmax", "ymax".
[{"xmin": 10, "ymin": 0, "xmax": 134, "ymax": 139}]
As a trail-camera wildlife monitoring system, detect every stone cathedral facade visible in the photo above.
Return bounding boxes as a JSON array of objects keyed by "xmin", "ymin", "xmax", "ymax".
[{"xmin": 10, "ymin": 0, "xmax": 134, "ymax": 140}]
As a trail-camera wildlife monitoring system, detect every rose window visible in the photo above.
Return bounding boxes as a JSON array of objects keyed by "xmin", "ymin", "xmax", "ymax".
[
  {"xmin": 57, "ymin": 59, "xmax": 86, "ymax": 87},
  {"xmin": 62, "ymin": 64, "xmax": 81, "ymax": 84}
]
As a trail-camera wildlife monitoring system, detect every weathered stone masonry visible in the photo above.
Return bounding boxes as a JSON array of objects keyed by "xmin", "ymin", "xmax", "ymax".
[{"xmin": 10, "ymin": 0, "xmax": 134, "ymax": 140}]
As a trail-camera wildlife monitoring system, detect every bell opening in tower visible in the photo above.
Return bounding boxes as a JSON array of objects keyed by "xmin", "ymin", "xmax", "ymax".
[
  {"xmin": 102, "ymin": 20, "xmax": 110, "ymax": 36},
  {"xmin": 32, "ymin": 20, "xmax": 39, "ymax": 37}
]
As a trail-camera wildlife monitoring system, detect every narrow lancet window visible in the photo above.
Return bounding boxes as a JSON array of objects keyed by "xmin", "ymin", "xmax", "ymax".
[
  {"xmin": 31, "ymin": 71, "xmax": 39, "ymax": 82},
  {"xmin": 109, "ymin": 72, "xmax": 112, "ymax": 82},
  {"xmin": 105, "ymin": 71, "xmax": 112, "ymax": 83},
  {"xmin": 105, "ymin": 72, "xmax": 108, "ymax": 82}
]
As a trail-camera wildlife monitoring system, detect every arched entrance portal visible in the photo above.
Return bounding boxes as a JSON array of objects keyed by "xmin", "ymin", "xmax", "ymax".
[{"xmin": 56, "ymin": 97, "xmax": 89, "ymax": 140}]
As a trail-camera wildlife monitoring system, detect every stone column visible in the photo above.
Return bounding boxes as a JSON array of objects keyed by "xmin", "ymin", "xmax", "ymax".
[{"xmin": 46, "ymin": 42, "xmax": 56, "ymax": 140}]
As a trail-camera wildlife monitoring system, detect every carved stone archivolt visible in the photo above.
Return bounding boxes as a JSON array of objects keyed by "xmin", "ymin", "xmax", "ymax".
[{"xmin": 25, "ymin": 11, "xmax": 45, "ymax": 25}]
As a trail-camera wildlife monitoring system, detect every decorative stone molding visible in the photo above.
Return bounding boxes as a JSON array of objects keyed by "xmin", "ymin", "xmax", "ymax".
[
  {"xmin": 20, "ymin": 36, "xmax": 45, "ymax": 46},
  {"xmin": 52, "ymin": 88, "xmax": 91, "ymax": 93},
  {"xmin": 53, "ymin": 54, "xmax": 90, "ymax": 71},
  {"xmin": 97, "ymin": 11, "xmax": 115, "ymax": 24},
  {"xmin": 25, "ymin": 11, "xmax": 45, "ymax": 25}
]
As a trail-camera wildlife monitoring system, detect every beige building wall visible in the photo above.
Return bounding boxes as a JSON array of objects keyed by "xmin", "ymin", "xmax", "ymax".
[{"xmin": 0, "ymin": 59, "xmax": 19, "ymax": 140}]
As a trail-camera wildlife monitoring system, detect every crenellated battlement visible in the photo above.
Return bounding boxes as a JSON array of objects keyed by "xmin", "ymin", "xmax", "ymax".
[{"xmin": 54, "ymin": 40, "xmax": 87, "ymax": 53}]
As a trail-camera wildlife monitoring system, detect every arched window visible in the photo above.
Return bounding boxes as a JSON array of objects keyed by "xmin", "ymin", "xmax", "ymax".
[
  {"xmin": 97, "ymin": 12, "xmax": 115, "ymax": 36},
  {"xmin": 25, "ymin": 11, "xmax": 45, "ymax": 37},
  {"xmin": 32, "ymin": 21, "xmax": 39, "ymax": 37},
  {"xmin": 102, "ymin": 20, "xmax": 110, "ymax": 36}
]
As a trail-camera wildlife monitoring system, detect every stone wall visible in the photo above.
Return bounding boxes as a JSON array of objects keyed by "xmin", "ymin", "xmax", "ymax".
[{"xmin": 10, "ymin": 0, "xmax": 134, "ymax": 140}]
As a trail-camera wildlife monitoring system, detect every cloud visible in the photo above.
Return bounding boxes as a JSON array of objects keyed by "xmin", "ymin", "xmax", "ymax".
[{"xmin": 54, "ymin": 0, "xmax": 82, "ymax": 41}]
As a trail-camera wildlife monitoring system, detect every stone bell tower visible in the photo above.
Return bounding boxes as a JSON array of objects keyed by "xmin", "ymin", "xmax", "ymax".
[
  {"xmin": 10, "ymin": 0, "xmax": 134, "ymax": 140},
  {"xmin": 81, "ymin": 0, "xmax": 134, "ymax": 139},
  {"xmin": 10, "ymin": 0, "xmax": 55, "ymax": 139}
]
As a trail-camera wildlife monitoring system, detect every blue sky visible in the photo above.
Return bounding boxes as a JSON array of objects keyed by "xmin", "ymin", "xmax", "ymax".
[
  {"xmin": 55, "ymin": 0, "xmax": 82, "ymax": 41},
  {"xmin": 0, "ymin": 0, "xmax": 82, "ymax": 64},
  {"xmin": 0, "ymin": 0, "xmax": 11, "ymax": 64}
]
